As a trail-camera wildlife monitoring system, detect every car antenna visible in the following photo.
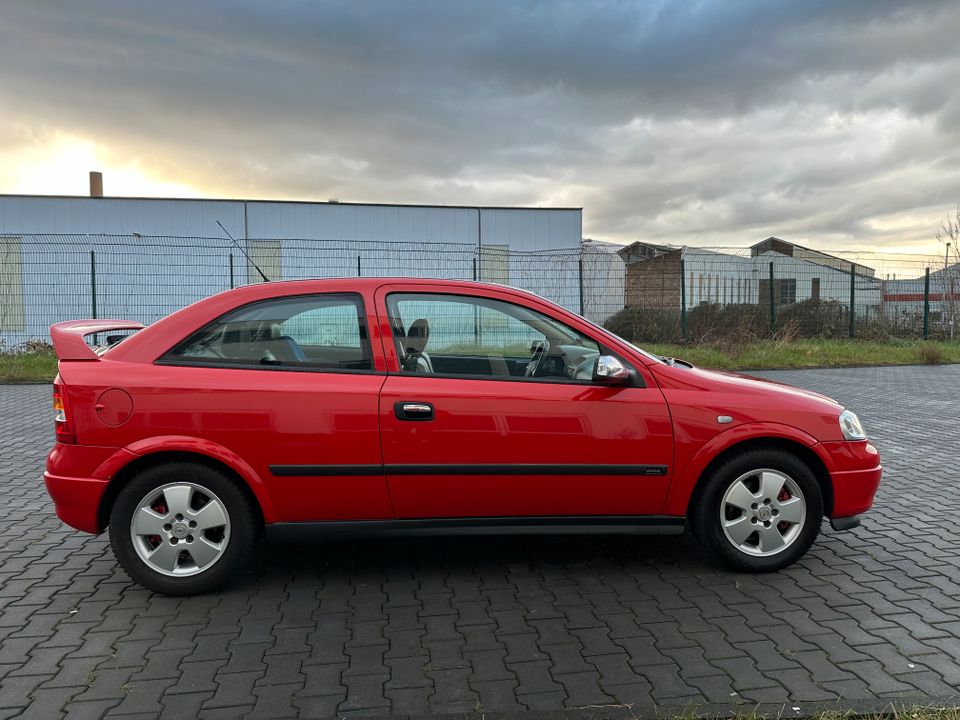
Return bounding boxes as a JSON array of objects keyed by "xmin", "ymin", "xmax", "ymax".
[{"xmin": 216, "ymin": 220, "xmax": 271, "ymax": 282}]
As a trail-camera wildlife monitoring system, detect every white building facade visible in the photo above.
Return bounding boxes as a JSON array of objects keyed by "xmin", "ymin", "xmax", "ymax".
[{"xmin": 0, "ymin": 195, "xmax": 582, "ymax": 345}]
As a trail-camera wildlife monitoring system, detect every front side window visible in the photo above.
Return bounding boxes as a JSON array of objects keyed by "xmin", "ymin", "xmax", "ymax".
[
  {"xmin": 386, "ymin": 293, "xmax": 601, "ymax": 381},
  {"xmin": 163, "ymin": 293, "xmax": 372, "ymax": 371}
]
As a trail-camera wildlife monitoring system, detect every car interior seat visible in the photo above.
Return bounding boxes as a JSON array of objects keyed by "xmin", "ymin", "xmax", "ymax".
[{"xmin": 400, "ymin": 319, "xmax": 433, "ymax": 373}]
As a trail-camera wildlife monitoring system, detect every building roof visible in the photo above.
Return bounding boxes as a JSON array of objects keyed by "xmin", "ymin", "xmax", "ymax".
[
  {"xmin": 750, "ymin": 236, "xmax": 876, "ymax": 277},
  {"xmin": 616, "ymin": 241, "xmax": 679, "ymax": 263},
  {"xmin": 0, "ymin": 193, "xmax": 582, "ymax": 212}
]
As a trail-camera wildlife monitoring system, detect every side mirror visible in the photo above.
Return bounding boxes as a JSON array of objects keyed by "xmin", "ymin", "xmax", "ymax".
[{"xmin": 592, "ymin": 355, "xmax": 630, "ymax": 385}]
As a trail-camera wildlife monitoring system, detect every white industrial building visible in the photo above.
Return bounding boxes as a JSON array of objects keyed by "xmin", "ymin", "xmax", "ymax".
[
  {"xmin": 882, "ymin": 263, "xmax": 960, "ymax": 333},
  {"xmin": 618, "ymin": 237, "xmax": 882, "ymax": 314},
  {"xmin": 0, "ymin": 194, "xmax": 582, "ymax": 345}
]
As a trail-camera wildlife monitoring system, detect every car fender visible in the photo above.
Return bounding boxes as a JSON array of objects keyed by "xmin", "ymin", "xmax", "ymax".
[
  {"xmin": 664, "ymin": 421, "xmax": 827, "ymax": 516},
  {"xmin": 95, "ymin": 435, "xmax": 278, "ymax": 523}
]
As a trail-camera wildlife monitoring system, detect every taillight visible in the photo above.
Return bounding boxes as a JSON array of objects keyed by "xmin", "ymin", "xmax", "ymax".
[{"xmin": 53, "ymin": 381, "xmax": 76, "ymax": 444}]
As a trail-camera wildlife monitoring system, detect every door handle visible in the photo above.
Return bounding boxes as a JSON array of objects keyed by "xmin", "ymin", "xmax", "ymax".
[{"xmin": 395, "ymin": 401, "xmax": 435, "ymax": 421}]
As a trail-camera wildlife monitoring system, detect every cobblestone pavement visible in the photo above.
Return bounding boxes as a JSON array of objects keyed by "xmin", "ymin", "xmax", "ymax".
[{"xmin": 1, "ymin": 365, "xmax": 959, "ymax": 719}]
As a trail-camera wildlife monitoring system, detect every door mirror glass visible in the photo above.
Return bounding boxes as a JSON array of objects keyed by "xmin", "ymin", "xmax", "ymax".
[{"xmin": 592, "ymin": 355, "xmax": 630, "ymax": 385}]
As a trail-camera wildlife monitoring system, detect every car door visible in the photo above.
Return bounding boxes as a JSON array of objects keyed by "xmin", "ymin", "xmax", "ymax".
[
  {"xmin": 375, "ymin": 284, "xmax": 674, "ymax": 519},
  {"xmin": 154, "ymin": 291, "xmax": 391, "ymax": 522}
]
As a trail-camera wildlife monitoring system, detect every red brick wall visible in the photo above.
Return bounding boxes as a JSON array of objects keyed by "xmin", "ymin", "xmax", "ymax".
[{"xmin": 624, "ymin": 251, "xmax": 682, "ymax": 309}]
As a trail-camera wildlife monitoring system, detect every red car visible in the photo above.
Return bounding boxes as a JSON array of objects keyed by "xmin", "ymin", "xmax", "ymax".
[{"xmin": 45, "ymin": 278, "xmax": 881, "ymax": 595}]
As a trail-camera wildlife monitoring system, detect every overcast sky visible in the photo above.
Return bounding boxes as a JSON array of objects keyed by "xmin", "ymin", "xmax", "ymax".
[{"xmin": 1, "ymin": 0, "xmax": 958, "ymax": 252}]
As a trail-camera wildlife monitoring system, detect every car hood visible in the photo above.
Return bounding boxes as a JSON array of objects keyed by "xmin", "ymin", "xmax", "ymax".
[
  {"xmin": 652, "ymin": 361, "xmax": 841, "ymax": 408},
  {"xmin": 707, "ymin": 368, "xmax": 839, "ymax": 405}
]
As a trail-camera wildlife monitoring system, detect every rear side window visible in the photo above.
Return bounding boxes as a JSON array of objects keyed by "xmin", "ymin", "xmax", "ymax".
[{"xmin": 162, "ymin": 293, "xmax": 372, "ymax": 372}]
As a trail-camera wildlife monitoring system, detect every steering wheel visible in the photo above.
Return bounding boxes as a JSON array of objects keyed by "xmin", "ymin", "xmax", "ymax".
[{"xmin": 524, "ymin": 339, "xmax": 550, "ymax": 377}]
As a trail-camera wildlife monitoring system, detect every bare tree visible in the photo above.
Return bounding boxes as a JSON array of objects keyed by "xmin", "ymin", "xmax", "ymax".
[
  {"xmin": 937, "ymin": 204, "xmax": 960, "ymax": 264},
  {"xmin": 935, "ymin": 206, "xmax": 960, "ymax": 337}
]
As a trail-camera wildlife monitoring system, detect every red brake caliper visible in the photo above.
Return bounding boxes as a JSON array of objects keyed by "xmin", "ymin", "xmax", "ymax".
[
  {"xmin": 777, "ymin": 489, "xmax": 790, "ymax": 530},
  {"xmin": 148, "ymin": 501, "xmax": 168, "ymax": 547}
]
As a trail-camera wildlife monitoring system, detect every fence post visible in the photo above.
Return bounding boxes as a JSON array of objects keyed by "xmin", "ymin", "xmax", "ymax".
[
  {"xmin": 229, "ymin": 253, "xmax": 235, "ymax": 289},
  {"xmin": 848, "ymin": 262, "xmax": 856, "ymax": 338},
  {"xmin": 90, "ymin": 250, "xmax": 97, "ymax": 319},
  {"xmin": 357, "ymin": 255, "xmax": 361, "ymax": 277},
  {"xmin": 680, "ymin": 258, "xmax": 687, "ymax": 341},
  {"xmin": 578, "ymin": 254, "xmax": 585, "ymax": 316},
  {"xmin": 472, "ymin": 256, "xmax": 478, "ymax": 281},
  {"xmin": 923, "ymin": 266, "xmax": 930, "ymax": 339},
  {"xmin": 768, "ymin": 261, "xmax": 775, "ymax": 335}
]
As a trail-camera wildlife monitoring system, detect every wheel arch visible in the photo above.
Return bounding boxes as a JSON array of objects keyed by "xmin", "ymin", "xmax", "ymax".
[
  {"xmin": 686, "ymin": 437, "xmax": 833, "ymax": 518},
  {"xmin": 96, "ymin": 448, "xmax": 270, "ymax": 533}
]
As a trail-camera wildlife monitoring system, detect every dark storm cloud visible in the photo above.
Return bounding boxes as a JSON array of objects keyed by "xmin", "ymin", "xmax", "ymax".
[{"xmin": 1, "ymin": 0, "xmax": 958, "ymax": 249}]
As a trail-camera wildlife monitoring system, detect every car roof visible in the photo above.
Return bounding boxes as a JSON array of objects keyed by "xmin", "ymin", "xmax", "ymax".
[
  {"xmin": 103, "ymin": 277, "xmax": 553, "ymax": 364},
  {"xmin": 216, "ymin": 277, "xmax": 545, "ymax": 302}
]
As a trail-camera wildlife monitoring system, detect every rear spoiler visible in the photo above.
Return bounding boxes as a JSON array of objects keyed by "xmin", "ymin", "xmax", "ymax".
[{"xmin": 50, "ymin": 319, "xmax": 144, "ymax": 361}]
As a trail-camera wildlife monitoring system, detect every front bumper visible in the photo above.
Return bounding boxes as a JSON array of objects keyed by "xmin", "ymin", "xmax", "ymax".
[
  {"xmin": 44, "ymin": 471, "xmax": 108, "ymax": 534},
  {"xmin": 821, "ymin": 440, "xmax": 882, "ymax": 520}
]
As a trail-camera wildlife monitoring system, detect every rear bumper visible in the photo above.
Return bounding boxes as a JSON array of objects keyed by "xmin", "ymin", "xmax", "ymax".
[
  {"xmin": 45, "ymin": 442, "xmax": 125, "ymax": 535},
  {"xmin": 44, "ymin": 471, "xmax": 108, "ymax": 534}
]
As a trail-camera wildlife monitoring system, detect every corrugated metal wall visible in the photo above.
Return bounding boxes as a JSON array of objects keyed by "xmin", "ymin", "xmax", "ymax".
[
  {"xmin": 0, "ymin": 196, "xmax": 582, "ymax": 251},
  {"xmin": 0, "ymin": 197, "xmax": 585, "ymax": 345}
]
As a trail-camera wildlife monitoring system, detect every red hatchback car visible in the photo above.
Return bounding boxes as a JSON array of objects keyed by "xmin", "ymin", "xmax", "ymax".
[{"xmin": 45, "ymin": 278, "xmax": 881, "ymax": 595}]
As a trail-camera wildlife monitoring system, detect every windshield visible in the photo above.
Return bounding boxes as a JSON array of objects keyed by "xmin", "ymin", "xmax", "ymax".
[{"xmin": 576, "ymin": 315, "xmax": 665, "ymax": 364}]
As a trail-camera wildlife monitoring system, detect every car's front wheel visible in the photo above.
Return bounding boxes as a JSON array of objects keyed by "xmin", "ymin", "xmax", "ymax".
[
  {"xmin": 109, "ymin": 462, "xmax": 256, "ymax": 595},
  {"xmin": 690, "ymin": 448, "xmax": 823, "ymax": 572}
]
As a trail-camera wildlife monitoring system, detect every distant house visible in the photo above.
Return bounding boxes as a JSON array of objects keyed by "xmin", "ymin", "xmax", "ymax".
[{"xmin": 619, "ymin": 237, "xmax": 881, "ymax": 315}]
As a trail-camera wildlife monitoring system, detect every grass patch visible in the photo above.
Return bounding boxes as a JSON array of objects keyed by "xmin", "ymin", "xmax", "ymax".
[
  {"xmin": 0, "ymin": 349, "xmax": 58, "ymax": 383},
  {"xmin": 644, "ymin": 339, "xmax": 960, "ymax": 371},
  {"xmin": 668, "ymin": 709, "xmax": 960, "ymax": 720}
]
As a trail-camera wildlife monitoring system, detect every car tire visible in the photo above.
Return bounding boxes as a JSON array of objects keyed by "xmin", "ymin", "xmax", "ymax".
[
  {"xmin": 109, "ymin": 462, "xmax": 257, "ymax": 595},
  {"xmin": 690, "ymin": 448, "xmax": 823, "ymax": 572}
]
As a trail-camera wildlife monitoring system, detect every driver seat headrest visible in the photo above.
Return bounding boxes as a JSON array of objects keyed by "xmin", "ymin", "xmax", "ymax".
[{"xmin": 405, "ymin": 319, "xmax": 430, "ymax": 354}]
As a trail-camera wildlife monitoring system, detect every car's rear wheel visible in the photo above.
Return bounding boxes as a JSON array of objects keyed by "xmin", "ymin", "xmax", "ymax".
[
  {"xmin": 690, "ymin": 448, "xmax": 823, "ymax": 572},
  {"xmin": 109, "ymin": 462, "xmax": 256, "ymax": 595}
]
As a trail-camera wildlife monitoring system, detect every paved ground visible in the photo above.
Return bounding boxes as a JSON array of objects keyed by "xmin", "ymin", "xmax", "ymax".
[{"xmin": 1, "ymin": 365, "xmax": 959, "ymax": 719}]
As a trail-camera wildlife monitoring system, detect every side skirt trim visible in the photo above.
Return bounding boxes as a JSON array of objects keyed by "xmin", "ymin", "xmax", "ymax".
[
  {"xmin": 269, "ymin": 463, "xmax": 669, "ymax": 477},
  {"xmin": 265, "ymin": 515, "xmax": 686, "ymax": 542}
]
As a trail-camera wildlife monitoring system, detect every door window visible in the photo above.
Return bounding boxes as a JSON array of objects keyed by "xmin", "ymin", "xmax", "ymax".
[
  {"xmin": 163, "ymin": 293, "xmax": 372, "ymax": 371},
  {"xmin": 386, "ymin": 293, "xmax": 601, "ymax": 381}
]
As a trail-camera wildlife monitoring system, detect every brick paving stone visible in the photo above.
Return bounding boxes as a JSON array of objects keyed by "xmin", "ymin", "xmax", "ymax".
[
  {"xmin": 337, "ymin": 672, "xmax": 390, "ymax": 713},
  {"xmin": 1, "ymin": 368, "xmax": 960, "ymax": 717},
  {"xmin": 62, "ymin": 699, "xmax": 122, "ymax": 720},
  {"xmin": 203, "ymin": 671, "xmax": 262, "ymax": 709},
  {"xmin": 247, "ymin": 682, "xmax": 301, "ymax": 719},
  {"xmin": 552, "ymin": 670, "xmax": 615, "ymax": 706},
  {"xmin": 157, "ymin": 691, "xmax": 212, "ymax": 720}
]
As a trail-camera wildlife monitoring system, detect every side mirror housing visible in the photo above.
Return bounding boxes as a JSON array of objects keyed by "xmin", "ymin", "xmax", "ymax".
[{"xmin": 592, "ymin": 355, "xmax": 630, "ymax": 385}]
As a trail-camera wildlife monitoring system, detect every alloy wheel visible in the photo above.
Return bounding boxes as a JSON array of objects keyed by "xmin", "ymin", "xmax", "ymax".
[
  {"xmin": 720, "ymin": 468, "xmax": 806, "ymax": 556},
  {"xmin": 129, "ymin": 482, "xmax": 231, "ymax": 576}
]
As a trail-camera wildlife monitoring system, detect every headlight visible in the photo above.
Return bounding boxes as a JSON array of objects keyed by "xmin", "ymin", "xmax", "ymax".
[{"xmin": 839, "ymin": 409, "xmax": 867, "ymax": 440}]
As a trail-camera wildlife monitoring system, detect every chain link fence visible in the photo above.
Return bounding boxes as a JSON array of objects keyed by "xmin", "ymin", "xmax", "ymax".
[
  {"xmin": 602, "ymin": 244, "xmax": 959, "ymax": 343},
  {"xmin": 0, "ymin": 234, "xmax": 957, "ymax": 349}
]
